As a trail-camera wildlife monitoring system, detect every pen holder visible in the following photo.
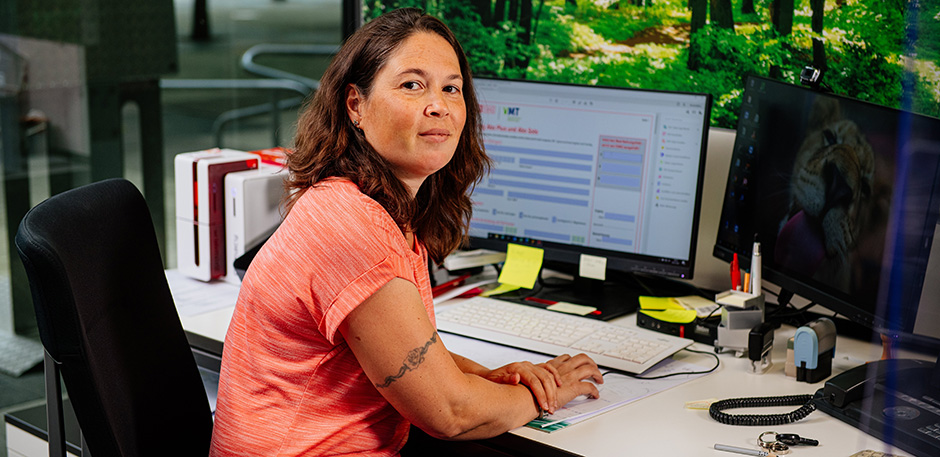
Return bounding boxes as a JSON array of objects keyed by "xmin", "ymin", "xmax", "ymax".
[{"xmin": 714, "ymin": 290, "xmax": 765, "ymax": 358}]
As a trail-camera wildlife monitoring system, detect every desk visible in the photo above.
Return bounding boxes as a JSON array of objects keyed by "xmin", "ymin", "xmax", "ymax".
[{"xmin": 172, "ymin": 273, "xmax": 922, "ymax": 456}]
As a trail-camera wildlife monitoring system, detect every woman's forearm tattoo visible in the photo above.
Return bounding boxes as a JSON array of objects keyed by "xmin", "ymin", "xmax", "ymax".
[{"xmin": 375, "ymin": 332, "xmax": 438, "ymax": 388}]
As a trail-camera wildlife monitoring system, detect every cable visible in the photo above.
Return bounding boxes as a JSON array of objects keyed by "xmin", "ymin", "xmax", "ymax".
[
  {"xmin": 602, "ymin": 347, "xmax": 720, "ymax": 380},
  {"xmin": 708, "ymin": 394, "xmax": 816, "ymax": 426},
  {"xmin": 704, "ymin": 304, "xmax": 723, "ymax": 321},
  {"xmin": 766, "ymin": 301, "xmax": 815, "ymax": 320}
]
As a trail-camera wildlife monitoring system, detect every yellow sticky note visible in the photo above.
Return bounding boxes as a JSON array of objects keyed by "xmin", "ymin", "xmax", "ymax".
[
  {"xmin": 685, "ymin": 398, "xmax": 718, "ymax": 410},
  {"xmin": 480, "ymin": 283, "xmax": 520, "ymax": 297},
  {"xmin": 639, "ymin": 309, "xmax": 697, "ymax": 324},
  {"xmin": 638, "ymin": 296, "xmax": 684, "ymax": 311},
  {"xmin": 497, "ymin": 244, "xmax": 544, "ymax": 289}
]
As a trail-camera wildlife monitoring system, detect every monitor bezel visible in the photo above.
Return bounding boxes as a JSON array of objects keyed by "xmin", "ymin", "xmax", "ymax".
[{"xmin": 466, "ymin": 77, "xmax": 713, "ymax": 281}]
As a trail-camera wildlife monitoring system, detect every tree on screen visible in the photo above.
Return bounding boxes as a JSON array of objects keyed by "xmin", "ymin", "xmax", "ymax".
[{"xmin": 363, "ymin": 1, "xmax": 939, "ymax": 129}]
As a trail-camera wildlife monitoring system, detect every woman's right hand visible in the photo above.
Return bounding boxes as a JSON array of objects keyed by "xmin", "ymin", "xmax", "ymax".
[
  {"xmin": 542, "ymin": 353, "xmax": 604, "ymax": 411},
  {"xmin": 483, "ymin": 361, "xmax": 560, "ymax": 413}
]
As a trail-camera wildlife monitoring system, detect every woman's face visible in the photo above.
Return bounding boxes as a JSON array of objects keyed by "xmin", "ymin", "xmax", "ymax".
[{"xmin": 347, "ymin": 32, "xmax": 466, "ymax": 196}]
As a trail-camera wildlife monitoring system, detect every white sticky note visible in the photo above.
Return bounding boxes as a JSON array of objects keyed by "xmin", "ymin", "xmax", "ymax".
[
  {"xmin": 579, "ymin": 254, "xmax": 607, "ymax": 281},
  {"xmin": 547, "ymin": 302, "xmax": 597, "ymax": 316}
]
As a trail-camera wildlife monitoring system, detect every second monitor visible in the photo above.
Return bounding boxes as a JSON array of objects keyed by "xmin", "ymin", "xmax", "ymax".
[{"xmin": 467, "ymin": 78, "xmax": 712, "ymax": 317}]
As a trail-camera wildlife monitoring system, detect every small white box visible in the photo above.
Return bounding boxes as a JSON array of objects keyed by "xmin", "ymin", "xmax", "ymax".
[
  {"xmin": 222, "ymin": 163, "xmax": 286, "ymax": 284},
  {"xmin": 175, "ymin": 149, "xmax": 259, "ymax": 281}
]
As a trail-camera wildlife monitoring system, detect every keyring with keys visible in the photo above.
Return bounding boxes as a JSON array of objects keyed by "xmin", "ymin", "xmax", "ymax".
[
  {"xmin": 759, "ymin": 431, "xmax": 791, "ymax": 455},
  {"xmin": 760, "ymin": 430, "xmax": 820, "ymax": 448}
]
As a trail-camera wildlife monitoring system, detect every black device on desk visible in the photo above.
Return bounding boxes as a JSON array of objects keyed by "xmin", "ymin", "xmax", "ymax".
[
  {"xmin": 714, "ymin": 75, "xmax": 940, "ymax": 457},
  {"xmin": 467, "ymin": 77, "xmax": 712, "ymax": 319}
]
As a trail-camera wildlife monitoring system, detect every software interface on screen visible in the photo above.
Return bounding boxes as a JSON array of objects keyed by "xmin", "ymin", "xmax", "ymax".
[{"xmin": 470, "ymin": 79, "xmax": 709, "ymax": 277}]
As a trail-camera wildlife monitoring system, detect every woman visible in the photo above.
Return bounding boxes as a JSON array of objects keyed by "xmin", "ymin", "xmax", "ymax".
[{"xmin": 210, "ymin": 8, "xmax": 602, "ymax": 456}]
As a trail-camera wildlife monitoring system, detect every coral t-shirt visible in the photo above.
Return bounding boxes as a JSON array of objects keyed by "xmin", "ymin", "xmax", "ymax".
[{"xmin": 210, "ymin": 178, "xmax": 435, "ymax": 457}]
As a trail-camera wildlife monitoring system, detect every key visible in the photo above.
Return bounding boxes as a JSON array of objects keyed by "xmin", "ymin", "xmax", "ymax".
[
  {"xmin": 767, "ymin": 442, "xmax": 790, "ymax": 455},
  {"xmin": 776, "ymin": 433, "xmax": 819, "ymax": 446}
]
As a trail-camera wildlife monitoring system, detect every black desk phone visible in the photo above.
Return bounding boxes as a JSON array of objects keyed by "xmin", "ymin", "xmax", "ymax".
[{"xmin": 815, "ymin": 358, "xmax": 940, "ymax": 457}]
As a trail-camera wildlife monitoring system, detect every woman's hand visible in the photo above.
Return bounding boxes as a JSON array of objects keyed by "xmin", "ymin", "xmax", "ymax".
[
  {"xmin": 543, "ymin": 354, "xmax": 604, "ymax": 412},
  {"xmin": 483, "ymin": 361, "xmax": 561, "ymax": 414},
  {"xmin": 483, "ymin": 354, "xmax": 603, "ymax": 414}
]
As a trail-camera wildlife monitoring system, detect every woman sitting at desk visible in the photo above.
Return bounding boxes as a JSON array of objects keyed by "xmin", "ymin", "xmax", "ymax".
[{"xmin": 209, "ymin": 8, "xmax": 602, "ymax": 456}]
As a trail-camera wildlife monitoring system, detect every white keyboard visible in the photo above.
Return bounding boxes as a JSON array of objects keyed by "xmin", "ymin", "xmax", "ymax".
[{"xmin": 436, "ymin": 296, "xmax": 693, "ymax": 374}]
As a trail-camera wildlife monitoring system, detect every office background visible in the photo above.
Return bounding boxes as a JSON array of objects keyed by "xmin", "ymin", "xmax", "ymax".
[
  {"xmin": 0, "ymin": 0, "xmax": 935, "ymax": 453},
  {"xmin": 0, "ymin": 0, "xmax": 343, "ymax": 451}
]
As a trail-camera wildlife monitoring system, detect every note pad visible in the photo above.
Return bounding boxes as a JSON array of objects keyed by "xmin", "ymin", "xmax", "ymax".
[{"xmin": 496, "ymin": 244, "xmax": 544, "ymax": 289}]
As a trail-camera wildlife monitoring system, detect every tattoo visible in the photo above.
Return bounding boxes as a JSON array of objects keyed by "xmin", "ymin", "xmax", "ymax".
[{"xmin": 375, "ymin": 332, "xmax": 438, "ymax": 388}]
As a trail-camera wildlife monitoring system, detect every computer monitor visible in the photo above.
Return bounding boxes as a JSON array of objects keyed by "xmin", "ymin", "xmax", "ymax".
[
  {"xmin": 713, "ymin": 75, "xmax": 940, "ymax": 456},
  {"xmin": 467, "ymin": 78, "xmax": 711, "ymax": 318},
  {"xmin": 713, "ymin": 75, "xmax": 940, "ymax": 345}
]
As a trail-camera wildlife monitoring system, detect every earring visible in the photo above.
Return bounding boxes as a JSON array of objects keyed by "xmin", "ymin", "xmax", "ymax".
[{"xmin": 353, "ymin": 119, "xmax": 360, "ymax": 128}]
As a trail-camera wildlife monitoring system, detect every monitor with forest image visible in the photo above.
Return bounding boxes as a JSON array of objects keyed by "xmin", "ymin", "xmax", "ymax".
[{"xmin": 359, "ymin": 0, "xmax": 940, "ymax": 129}]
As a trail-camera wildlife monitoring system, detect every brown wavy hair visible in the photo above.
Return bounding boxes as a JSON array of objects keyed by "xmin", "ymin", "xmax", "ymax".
[{"xmin": 285, "ymin": 8, "xmax": 489, "ymax": 264}]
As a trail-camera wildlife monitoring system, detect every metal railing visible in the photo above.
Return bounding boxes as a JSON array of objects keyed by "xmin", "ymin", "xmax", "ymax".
[{"xmin": 160, "ymin": 43, "xmax": 338, "ymax": 148}]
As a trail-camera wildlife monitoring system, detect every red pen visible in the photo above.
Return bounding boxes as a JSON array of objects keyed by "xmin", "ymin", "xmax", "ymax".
[
  {"xmin": 524, "ymin": 297, "xmax": 557, "ymax": 307},
  {"xmin": 456, "ymin": 287, "xmax": 483, "ymax": 298},
  {"xmin": 431, "ymin": 273, "xmax": 471, "ymax": 297},
  {"xmin": 730, "ymin": 253, "xmax": 741, "ymax": 290}
]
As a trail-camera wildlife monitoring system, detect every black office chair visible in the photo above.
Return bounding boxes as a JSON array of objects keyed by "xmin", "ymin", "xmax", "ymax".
[{"xmin": 15, "ymin": 178, "xmax": 213, "ymax": 457}]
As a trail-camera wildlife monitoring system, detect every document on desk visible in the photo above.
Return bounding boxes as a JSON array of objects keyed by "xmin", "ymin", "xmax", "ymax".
[
  {"xmin": 439, "ymin": 332, "xmax": 709, "ymax": 433},
  {"xmin": 166, "ymin": 269, "xmax": 241, "ymax": 316}
]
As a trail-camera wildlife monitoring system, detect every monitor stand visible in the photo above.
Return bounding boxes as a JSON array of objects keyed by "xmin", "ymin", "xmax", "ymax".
[
  {"xmin": 498, "ymin": 269, "xmax": 705, "ymax": 321},
  {"xmin": 532, "ymin": 275, "xmax": 639, "ymax": 321},
  {"xmin": 816, "ymin": 353, "xmax": 940, "ymax": 457}
]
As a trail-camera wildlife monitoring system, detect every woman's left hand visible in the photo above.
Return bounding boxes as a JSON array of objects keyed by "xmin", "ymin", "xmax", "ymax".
[{"xmin": 483, "ymin": 362, "xmax": 561, "ymax": 414}]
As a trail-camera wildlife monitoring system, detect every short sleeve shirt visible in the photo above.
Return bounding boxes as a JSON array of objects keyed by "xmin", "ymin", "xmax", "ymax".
[{"xmin": 209, "ymin": 178, "xmax": 434, "ymax": 457}]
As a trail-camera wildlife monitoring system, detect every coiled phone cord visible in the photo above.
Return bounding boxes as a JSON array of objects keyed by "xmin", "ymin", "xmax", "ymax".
[{"xmin": 709, "ymin": 394, "xmax": 816, "ymax": 426}]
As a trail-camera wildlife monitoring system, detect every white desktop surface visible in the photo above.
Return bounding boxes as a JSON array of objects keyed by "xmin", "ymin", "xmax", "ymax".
[{"xmin": 170, "ymin": 271, "xmax": 918, "ymax": 456}]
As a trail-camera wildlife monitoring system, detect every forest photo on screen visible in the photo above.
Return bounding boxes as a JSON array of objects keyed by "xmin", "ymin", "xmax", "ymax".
[{"xmin": 363, "ymin": 0, "xmax": 940, "ymax": 129}]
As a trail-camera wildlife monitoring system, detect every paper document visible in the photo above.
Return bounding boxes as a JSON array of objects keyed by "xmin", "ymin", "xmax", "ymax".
[
  {"xmin": 640, "ymin": 295, "xmax": 719, "ymax": 319},
  {"xmin": 166, "ymin": 269, "xmax": 241, "ymax": 317},
  {"xmin": 674, "ymin": 295, "xmax": 721, "ymax": 318},
  {"xmin": 438, "ymin": 332, "xmax": 709, "ymax": 433},
  {"xmin": 526, "ymin": 358, "xmax": 705, "ymax": 432}
]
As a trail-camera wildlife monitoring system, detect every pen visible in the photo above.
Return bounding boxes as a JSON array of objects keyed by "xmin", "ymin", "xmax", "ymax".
[
  {"xmin": 431, "ymin": 273, "xmax": 471, "ymax": 297},
  {"xmin": 730, "ymin": 253, "xmax": 741, "ymax": 290},
  {"xmin": 456, "ymin": 287, "xmax": 483, "ymax": 298},
  {"xmin": 750, "ymin": 238, "xmax": 762, "ymax": 295},
  {"xmin": 714, "ymin": 444, "xmax": 770, "ymax": 457},
  {"xmin": 524, "ymin": 297, "xmax": 557, "ymax": 306}
]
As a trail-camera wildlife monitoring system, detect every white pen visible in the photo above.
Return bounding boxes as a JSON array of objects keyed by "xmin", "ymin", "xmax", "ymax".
[
  {"xmin": 714, "ymin": 443, "xmax": 770, "ymax": 457},
  {"xmin": 750, "ymin": 238, "xmax": 761, "ymax": 295}
]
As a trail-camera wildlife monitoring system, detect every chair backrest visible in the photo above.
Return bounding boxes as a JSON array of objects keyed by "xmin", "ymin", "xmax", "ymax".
[{"xmin": 15, "ymin": 178, "xmax": 213, "ymax": 457}]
